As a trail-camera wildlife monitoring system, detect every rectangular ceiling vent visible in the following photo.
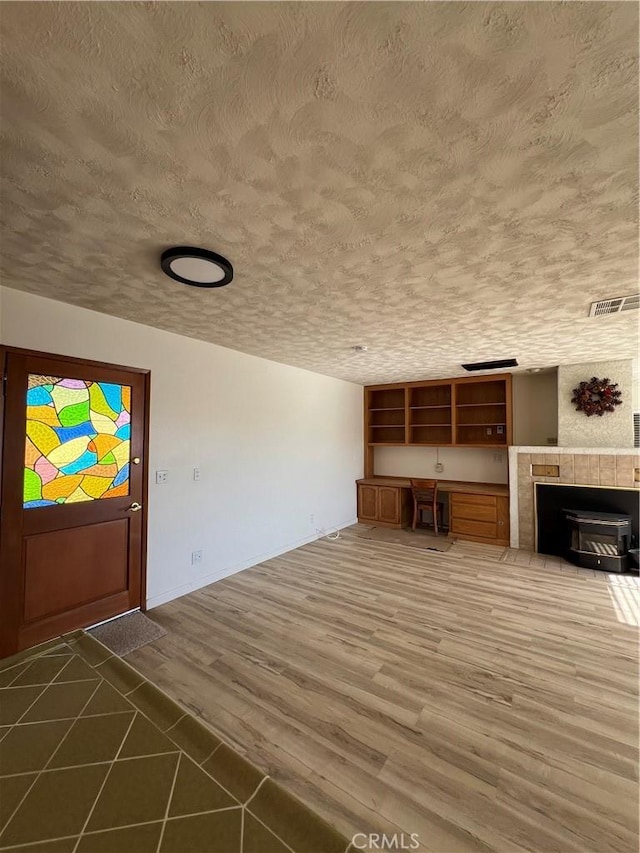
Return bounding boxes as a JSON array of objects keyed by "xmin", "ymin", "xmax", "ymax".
[
  {"xmin": 461, "ymin": 358, "xmax": 518, "ymax": 372},
  {"xmin": 589, "ymin": 294, "xmax": 640, "ymax": 317}
]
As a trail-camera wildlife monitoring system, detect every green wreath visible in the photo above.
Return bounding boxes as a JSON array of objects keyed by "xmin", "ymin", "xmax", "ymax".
[{"xmin": 571, "ymin": 376, "xmax": 622, "ymax": 417}]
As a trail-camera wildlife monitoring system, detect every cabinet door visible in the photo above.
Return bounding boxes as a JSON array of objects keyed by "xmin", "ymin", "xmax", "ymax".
[
  {"xmin": 358, "ymin": 485, "xmax": 378, "ymax": 521},
  {"xmin": 378, "ymin": 487, "xmax": 400, "ymax": 524}
]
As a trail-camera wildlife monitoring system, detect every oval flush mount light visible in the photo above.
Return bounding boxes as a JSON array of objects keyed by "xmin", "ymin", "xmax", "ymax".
[{"xmin": 161, "ymin": 246, "xmax": 233, "ymax": 288}]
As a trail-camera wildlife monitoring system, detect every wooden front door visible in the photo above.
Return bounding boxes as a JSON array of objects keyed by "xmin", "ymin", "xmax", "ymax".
[{"xmin": 0, "ymin": 348, "xmax": 150, "ymax": 657}]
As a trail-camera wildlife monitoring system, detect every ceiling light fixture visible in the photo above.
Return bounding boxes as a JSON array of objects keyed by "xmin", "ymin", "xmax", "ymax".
[{"xmin": 161, "ymin": 246, "xmax": 233, "ymax": 288}]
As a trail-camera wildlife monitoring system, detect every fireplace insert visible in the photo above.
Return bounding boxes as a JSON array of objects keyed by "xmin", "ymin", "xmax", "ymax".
[
  {"xmin": 563, "ymin": 508, "xmax": 631, "ymax": 572},
  {"xmin": 535, "ymin": 483, "xmax": 639, "ymax": 570}
]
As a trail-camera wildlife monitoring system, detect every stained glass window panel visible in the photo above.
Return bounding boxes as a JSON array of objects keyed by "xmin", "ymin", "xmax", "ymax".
[{"xmin": 24, "ymin": 374, "xmax": 132, "ymax": 508}]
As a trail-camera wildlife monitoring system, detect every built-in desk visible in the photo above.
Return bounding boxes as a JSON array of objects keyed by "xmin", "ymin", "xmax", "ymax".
[{"xmin": 356, "ymin": 477, "xmax": 510, "ymax": 546}]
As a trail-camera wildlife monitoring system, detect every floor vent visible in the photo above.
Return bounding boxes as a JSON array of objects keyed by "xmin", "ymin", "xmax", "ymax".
[{"xmin": 589, "ymin": 294, "xmax": 640, "ymax": 317}]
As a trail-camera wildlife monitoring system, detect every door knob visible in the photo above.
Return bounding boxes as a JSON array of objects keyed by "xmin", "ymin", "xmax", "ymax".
[
  {"xmin": 132, "ymin": 457, "xmax": 141, "ymax": 465},
  {"xmin": 128, "ymin": 502, "xmax": 143, "ymax": 512}
]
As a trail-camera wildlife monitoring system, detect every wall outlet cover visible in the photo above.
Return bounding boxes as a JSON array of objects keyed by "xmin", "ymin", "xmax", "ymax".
[
  {"xmin": 155, "ymin": 470, "xmax": 168, "ymax": 485},
  {"xmin": 435, "ymin": 462, "xmax": 444, "ymax": 473}
]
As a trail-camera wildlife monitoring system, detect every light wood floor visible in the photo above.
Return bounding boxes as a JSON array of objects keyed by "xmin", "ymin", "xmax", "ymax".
[{"xmin": 128, "ymin": 528, "xmax": 640, "ymax": 853}]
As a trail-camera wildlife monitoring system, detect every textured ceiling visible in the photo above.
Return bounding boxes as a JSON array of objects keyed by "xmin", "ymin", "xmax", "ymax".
[{"xmin": 0, "ymin": 2, "xmax": 638, "ymax": 385}]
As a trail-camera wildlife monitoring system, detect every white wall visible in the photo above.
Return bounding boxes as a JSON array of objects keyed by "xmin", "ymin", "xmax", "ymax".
[
  {"xmin": 557, "ymin": 358, "xmax": 634, "ymax": 448},
  {"xmin": 374, "ymin": 445, "xmax": 508, "ymax": 484},
  {"xmin": 1, "ymin": 287, "xmax": 363, "ymax": 607},
  {"xmin": 512, "ymin": 371, "xmax": 558, "ymax": 446}
]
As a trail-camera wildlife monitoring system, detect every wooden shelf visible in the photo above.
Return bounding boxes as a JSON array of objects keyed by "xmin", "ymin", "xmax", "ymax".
[
  {"xmin": 457, "ymin": 402, "xmax": 505, "ymax": 408},
  {"xmin": 364, "ymin": 374, "xmax": 512, "ymax": 475}
]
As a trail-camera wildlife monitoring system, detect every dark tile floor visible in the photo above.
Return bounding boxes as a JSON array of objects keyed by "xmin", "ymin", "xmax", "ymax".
[{"xmin": 0, "ymin": 633, "xmax": 351, "ymax": 853}]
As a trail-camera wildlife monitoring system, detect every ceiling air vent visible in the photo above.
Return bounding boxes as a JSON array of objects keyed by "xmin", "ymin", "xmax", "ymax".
[
  {"xmin": 461, "ymin": 358, "xmax": 518, "ymax": 372},
  {"xmin": 589, "ymin": 294, "xmax": 640, "ymax": 317}
]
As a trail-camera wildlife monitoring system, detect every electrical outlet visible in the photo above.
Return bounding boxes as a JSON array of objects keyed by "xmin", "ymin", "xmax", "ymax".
[
  {"xmin": 193, "ymin": 467, "xmax": 201, "ymax": 481},
  {"xmin": 486, "ymin": 427, "xmax": 492, "ymax": 435},
  {"xmin": 497, "ymin": 425, "xmax": 504, "ymax": 435},
  {"xmin": 155, "ymin": 470, "xmax": 168, "ymax": 485},
  {"xmin": 434, "ymin": 462, "xmax": 444, "ymax": 473},
  {"xmin": 191, "ymin": 550, "xmax": 203, "ymax": 566}
]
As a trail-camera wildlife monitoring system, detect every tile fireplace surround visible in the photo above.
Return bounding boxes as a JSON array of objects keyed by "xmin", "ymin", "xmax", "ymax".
[{"xmin": 508, "ymin": 447, "xmax": 640, "ymax": 550}]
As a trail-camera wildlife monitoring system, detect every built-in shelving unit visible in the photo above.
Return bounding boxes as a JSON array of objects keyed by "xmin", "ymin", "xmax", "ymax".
[
  {"xmin": 408, "ymin": 383, "xmax": 452, "ymax": 446},
  {"xmin": 364, "ymin": 373, "xmax": 512, "ymax": 476},
  {"xmin": 454, "ymin": 379, "xmax": 508, "ymax": 446},
  {"xmin": 367, "ymin": 387, "xmax": 406, "ymax": 445}
]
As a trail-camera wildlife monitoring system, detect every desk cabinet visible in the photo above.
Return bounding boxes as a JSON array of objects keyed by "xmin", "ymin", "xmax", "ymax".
[
  {"xmin": 449, "ymin": 493, "xmax": 509, "ymax": 546},
  {"xmin": 357, "ymin": 484, "xmax": 409, "ymax": 528},
  {"xmin": 357, "ymin": 479, "xmax": 509, "ymax": 543}
]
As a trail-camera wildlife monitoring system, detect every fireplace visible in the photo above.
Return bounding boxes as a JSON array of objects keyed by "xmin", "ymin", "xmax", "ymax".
[
  {"xmin": 534, "ymin": 483, "xmax": 639, "ymax": 571},
  {"xmin": 508, "ymin": 447, "xmax": 640, "ymax": 552},
  {"xmin": 564, "ymin": 509, "xmax": 631, "ymax": 572}
]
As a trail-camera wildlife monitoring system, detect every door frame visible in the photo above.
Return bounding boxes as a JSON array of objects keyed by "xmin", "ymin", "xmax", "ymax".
[{"xmin": 0, "ymin": 345, "xmax": 151, "ymax": 644}]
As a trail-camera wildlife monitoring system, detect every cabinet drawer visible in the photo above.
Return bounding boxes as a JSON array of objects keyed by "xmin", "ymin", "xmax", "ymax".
[
  {"xmin": 450, "ymin": 518, "xmax": 498, "ymax": 539},
  {"xmin": 450, "ymin": 492, "xmax": 497, "ymax": 507},
  {"xmin": 451, "ymin": 502, "xmax": 497, "ymax": 523}
]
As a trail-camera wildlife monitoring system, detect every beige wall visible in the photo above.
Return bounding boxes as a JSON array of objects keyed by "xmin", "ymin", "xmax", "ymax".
[
  {"xmin": 374, "ymin": 446, "xmax": 508, "ymax": 484},
  {"xmin": 557, "ymin": 359, "xmax": 634, "ymax": 448},
  {"xmin": 512, "ymin": 371, "xmax": 558, "ymax": 447}
]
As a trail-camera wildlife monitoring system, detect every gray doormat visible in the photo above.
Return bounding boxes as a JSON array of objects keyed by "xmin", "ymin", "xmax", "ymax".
[
  {"xmin": 88, "ymin": 610, "xmax": 167, "ymax": 656},
  {"xmin": 358, "ymin": 526, "xmax": 452, "ymax": 552}
]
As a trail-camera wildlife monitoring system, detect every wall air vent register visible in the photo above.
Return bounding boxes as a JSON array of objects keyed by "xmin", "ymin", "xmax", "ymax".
[{"xmin": 589, "ymin": 294, "xmax": 640, "ymax": 317}]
